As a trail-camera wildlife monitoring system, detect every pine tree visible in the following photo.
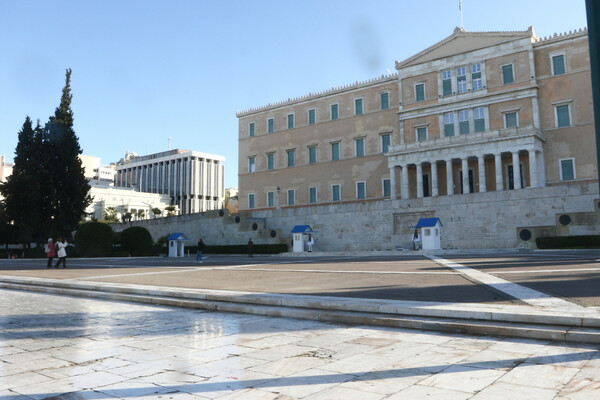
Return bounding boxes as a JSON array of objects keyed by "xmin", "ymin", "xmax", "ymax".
[
  {"xmin": 45, "ymin": 68, "xmax": 91, "ymax": 238},
  {"xmin": 0, "ymin": 116, "xmax": 44, "ymax": 244}
]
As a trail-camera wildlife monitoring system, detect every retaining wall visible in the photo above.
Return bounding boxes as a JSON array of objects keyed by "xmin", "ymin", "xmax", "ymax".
[{"xmin": 112, "ymin": 183, "xmax": 599, "ymax": 251}]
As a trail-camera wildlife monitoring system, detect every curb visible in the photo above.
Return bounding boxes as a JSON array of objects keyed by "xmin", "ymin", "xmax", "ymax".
[{"xmin": 2, "ymin": 275, "xmax": 600, "ymax": 344}]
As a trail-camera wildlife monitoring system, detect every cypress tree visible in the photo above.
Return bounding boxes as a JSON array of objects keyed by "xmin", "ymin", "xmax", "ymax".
[
  {"xmin": 0, "ymin": 116, "xmax": 44, "ymax": 244},
  {"xmin": 45, "ymin": 68, "xmax": 91, "ymax": 238}
]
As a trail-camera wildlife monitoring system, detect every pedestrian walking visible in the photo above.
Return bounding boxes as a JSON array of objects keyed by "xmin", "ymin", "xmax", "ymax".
[
  {"xmin": 44, "ymin": 238, "xmax": 56, "ymax": 269},
  {"xmin": 247, "ymin": 238, "xmax": 254, "ymax": 258},
  {"xmin": 54, "ymin": 238, "xmax": 68, "ymax": 268},
  {"xmin": 306, "ymin": 234, "xmax": 314, "ymax": 252},
  {"xmin": 196, "ymin": 238, "xmax": 206, "ymax": 263}
]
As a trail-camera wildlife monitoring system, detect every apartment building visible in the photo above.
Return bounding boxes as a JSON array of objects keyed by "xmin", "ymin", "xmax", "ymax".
[
  {"xmin": 237, "ymin": 26, "xmax": 595, "ymax": 211},
  {"xmin": 114, "ymin": 149, "xmax": 225, "ymax": 214}
]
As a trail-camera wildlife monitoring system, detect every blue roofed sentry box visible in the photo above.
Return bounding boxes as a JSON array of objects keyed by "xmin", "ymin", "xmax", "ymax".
[
  {"xmin": 415, "ymin": 218, "xmax": 442, "ymax": 228},
  {"xmin": 167, "ymin": 233, "xmax": 189, "ymax": 241},
  {"xmin": 291, "ymin": 225, "xmax": 314, "ymax": 233}
]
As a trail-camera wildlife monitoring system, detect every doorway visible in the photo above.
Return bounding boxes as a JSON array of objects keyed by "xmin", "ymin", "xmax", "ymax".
[
  {"xmin": 507, "ymin": 164, "xmax": 524, "ymax": 190},
  {"xmin": 459, "ymin": 169, "xmax": 474, "ymax": 194},
  {"xmin": 423, "ymin": 173, "xmax": 430, "ymax": 197}
]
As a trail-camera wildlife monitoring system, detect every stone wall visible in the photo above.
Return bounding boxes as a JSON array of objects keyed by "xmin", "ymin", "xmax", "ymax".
[{"xmin": 112, "ymin": 183, "xmax": 599, "ymax": 251}]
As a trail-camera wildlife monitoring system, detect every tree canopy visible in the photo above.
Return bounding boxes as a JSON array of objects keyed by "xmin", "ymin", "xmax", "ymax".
[{"xmin": 0, "ymin": 69, "xmax": 91, "ymax": 245}]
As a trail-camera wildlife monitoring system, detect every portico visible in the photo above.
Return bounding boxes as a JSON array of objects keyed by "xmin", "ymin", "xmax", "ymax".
[{"xmin": 388, "ymin": 128, "xmax": 545, "ymax": 199}]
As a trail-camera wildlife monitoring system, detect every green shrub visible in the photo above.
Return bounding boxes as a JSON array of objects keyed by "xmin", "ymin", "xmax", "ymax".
[
  {"xmin": 156, "ymin": 235, "xmax": 169, "ymax": 249},
  {"xmin": 121, "ymin": 226, "xmax": 154, "ymax": 256},
  {"xmin": 184, "ymin": 243, "xmax": 288, "ymax": 254},
  {"xmin": 536, "ymin": 235, "xmax": 600, "ymax": 249},
  {"xmin": 74, "ymin": 222, "xmax": 114, "ymax": 257}
]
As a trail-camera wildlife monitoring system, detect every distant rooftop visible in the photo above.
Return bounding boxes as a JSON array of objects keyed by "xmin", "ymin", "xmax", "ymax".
[{"xmin": 116, "ymin": 149, "xmax": 225, "ymax": 165}]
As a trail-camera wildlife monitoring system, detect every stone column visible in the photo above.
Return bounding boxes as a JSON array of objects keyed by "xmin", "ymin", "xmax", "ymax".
[
  {"xmin": 401, "ymin": 165, "xmax": 409, "ymax": 200},
  {"xmin": 446, "ymin": 160, "xmax": 453, "ymax": 196},
  {"xmin": 512, "ymin": 151, "xmax": 522, "ymax": 190},
  {"xmin": 462, "ymin": 158, "xmax": 469, "ymax": 194},
  {"xmin": 390, "ymin": 166, "xmax": 397, "ymax": 199},
  {"xmin": 416, "ymin": 163, "xmax": 423, "ymax": 198},
  {"xmin": 478, "ymin": 155, "xmax": 486, "ymax": 193},
  {"xmin": 399, "ymin": 120, "xmax": 405, "ymax": 145},
  {"xmin": 495, "ymin": 153, "xmax": 503, "ymax": 191},
  {"xmin": 431, "ymin": 162, "xmax": 439, "ymax": 197},
  {"xmin": 529, "ymin": 149, "xmax": 538, "ymax": 188}
]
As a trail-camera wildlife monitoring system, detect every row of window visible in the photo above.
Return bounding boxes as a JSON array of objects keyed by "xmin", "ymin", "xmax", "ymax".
[
  {"xmin": 248, "ymin": 134, "xmax": 391, "ymax": 172},
  {"xmin": 415, "ymin": 102, "xmax": 572, "ymax": 143},
  {"xmin": 247, "ymin": 179, "xmax": 392, "ymax": 209},
  {"xmin": 247, "ymin": 156, "xmax": 577, "ymax": 208},
  {"xmin": 249, "ymin": 101, "xmax": 573, "ymax": 171},
  {"xmin": 413, "ymin": 54, "xmax": 567, "ymax": 103},
  {"xmin": 248, "ymin": 92, "xmax": 390, "ymax": 137}
]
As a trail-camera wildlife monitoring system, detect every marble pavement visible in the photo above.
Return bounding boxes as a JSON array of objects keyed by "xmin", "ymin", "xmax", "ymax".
[{"xmin": 1, "ymin": 288, "xmax": 600, "ymax": 400}]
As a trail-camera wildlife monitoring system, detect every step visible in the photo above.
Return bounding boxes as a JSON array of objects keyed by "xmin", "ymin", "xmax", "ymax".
[
  {"xmin": 1, "ymin": 275, "xmax": 599, "ymax": 329},
  {"xmin": 1, "ymin": 279, "xmax": 600, "ymax": 344}
]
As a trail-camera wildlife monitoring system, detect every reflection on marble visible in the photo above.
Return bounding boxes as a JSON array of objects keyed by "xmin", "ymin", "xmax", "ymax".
[{"xmin": 1, "ymin": 288, "xmax": 600, "ymax": 399}]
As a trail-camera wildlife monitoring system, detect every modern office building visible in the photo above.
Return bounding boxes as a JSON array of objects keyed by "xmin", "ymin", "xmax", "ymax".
[
  {"xmin": 114, "ymin": 149, "xmax": 225, "ymax": 214},
  {"xmin": 237, "ymin": 27, "xmax": 595, "ymax": 210}
]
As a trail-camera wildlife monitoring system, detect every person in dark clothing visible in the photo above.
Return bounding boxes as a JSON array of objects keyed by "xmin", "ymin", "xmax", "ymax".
[
  {"xmin": 196, "ymin": 238, "xmax": 206, "ymax": 263},
  {"xmin": 247, "ymin": 238, "xmax": 254, "ymax": 258}
]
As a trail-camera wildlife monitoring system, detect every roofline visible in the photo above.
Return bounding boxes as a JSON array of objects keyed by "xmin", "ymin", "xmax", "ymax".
[
  {"xmin": 236, "ymin": 73, "xmax": 397, "ymax": 117},
  {"xmin": 395, "ymin": 26, "xmax": 535, "ymax": 70}
]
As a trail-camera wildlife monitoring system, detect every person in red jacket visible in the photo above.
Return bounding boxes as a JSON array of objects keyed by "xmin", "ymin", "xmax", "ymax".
[{"xmin": 45, "ymin": 238, "xmax": 56, "ymax": 268}]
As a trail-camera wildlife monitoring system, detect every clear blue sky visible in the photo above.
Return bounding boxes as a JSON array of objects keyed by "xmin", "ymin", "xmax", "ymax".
[{"xmin": 0, "ymin": 0, "xmax": 589, "ymax": 188}]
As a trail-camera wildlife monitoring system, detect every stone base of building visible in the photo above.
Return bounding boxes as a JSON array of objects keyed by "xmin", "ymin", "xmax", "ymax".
[{"xmin": 114, "ymin": 182, "xmax": 599, "ymax": 251}]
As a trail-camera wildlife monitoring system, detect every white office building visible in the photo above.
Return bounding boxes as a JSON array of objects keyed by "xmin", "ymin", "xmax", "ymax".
[{"xmin": 114, "ymin": 149, "xmax": 225, "ymax": 214}]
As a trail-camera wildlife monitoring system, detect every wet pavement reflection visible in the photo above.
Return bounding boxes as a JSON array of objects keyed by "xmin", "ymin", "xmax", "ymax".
[{"xmin": 1, "ymin": 288, "xmax": 600, "ymax": 399}]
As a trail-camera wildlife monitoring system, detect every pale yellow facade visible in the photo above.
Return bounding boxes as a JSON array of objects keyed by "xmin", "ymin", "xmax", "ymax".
[{"xmin": 238, "ymin": 27, "xmax": 596, "ymax": 211}]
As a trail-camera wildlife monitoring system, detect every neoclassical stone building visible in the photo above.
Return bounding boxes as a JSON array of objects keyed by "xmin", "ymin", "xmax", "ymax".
[{"xmin": 237, "ymin": 27, "xmax": 596, "ymax": 213}]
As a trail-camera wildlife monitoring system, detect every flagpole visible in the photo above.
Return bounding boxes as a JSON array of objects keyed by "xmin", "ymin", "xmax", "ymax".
[{"xmin": 459, "ymin": 0, "xmax": 464, "ymax": 29}]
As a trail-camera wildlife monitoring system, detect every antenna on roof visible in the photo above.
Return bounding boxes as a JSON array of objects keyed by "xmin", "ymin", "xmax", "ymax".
[{"xmin": 459, "ymin": 0, "xmax": 464, "ymax": 29}]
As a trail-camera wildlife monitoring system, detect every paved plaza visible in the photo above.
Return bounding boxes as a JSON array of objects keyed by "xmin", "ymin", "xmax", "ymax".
[
  {"xmin": 2, "ymin": 288, "xmax": 600, "ymax": 400},
  {"xmin": 1, "ymin": 250, "xmax": 600, "ymax": 306},
  {"xmin": 1, "ymin": 250, "xmax": 600, "ymax": 398}
]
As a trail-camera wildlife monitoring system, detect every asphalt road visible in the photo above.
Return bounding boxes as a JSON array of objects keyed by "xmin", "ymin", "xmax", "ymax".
[{"xmin": 1, "ymin": 250, "xmax": 599, "ymax": 306}]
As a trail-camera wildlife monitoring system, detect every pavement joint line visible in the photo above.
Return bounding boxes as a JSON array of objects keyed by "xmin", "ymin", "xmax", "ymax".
[
  {"xmin": 427, "ymin": 255, "xmax": 585, "ymax": 310},
  {"xmin": 203, "ymin": 268, "xmax": 458, "ymax": 275},
  {"xmin": 494, "ymin": 267, "xmax": 600, "ymax": 274},
  {"xmin": 66, "ymin": 267, "xmax": 209, "ymax": 281},
  {"xmin": 64, "ymin": 263, "xmax": 269, "ymax": 280}
]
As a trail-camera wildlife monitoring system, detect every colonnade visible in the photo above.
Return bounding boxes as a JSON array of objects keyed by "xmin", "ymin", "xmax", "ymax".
[
  {"xmin": 389, "ymin": 147, "xmax": 543, "ymax": 200},
  {"xmin": 115, "ymin": 156, "xmax": 223, "ymax": 214}
]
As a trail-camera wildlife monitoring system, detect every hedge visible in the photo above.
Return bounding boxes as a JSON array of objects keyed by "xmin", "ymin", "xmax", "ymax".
[
  {"xmin": 120, "ymin": 226, "xmax": 154, "ymax": 256},
  {"xmin": 184, "ymin": 243, "xmax": 289, "ymax": 255},
  {"xmin": 74, "ymin": 222, "xmax": 114, "ymax": 257},
  {"xmin": 536, "ymin": 235, "xmax": 600, "ymax": 249}
]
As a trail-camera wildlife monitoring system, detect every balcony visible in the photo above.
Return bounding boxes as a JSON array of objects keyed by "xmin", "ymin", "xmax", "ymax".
[{"xmin": 389, "ymin": 125, "xmax": 544, "ymax": 157}]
